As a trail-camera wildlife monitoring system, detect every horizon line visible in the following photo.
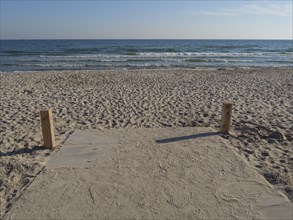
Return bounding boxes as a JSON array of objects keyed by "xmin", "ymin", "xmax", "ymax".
[{"xmin": 1, "ymin": 38, "xmax": 292, "ymax": 40}]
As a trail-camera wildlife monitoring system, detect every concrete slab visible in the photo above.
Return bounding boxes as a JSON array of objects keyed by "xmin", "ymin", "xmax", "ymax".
[
  {"xmin": 5, "ymin": 128, "xmax": 293, "ymax": 219},
  {"xmin": 47, "ymin": 130, "xmax": 116, "ymax": 168}
]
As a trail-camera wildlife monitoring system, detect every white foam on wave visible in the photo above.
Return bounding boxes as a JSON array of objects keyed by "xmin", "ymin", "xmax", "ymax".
[
  {"xmin": 126, "ymin": 63, "xmax": 171, "ymax": 67},
  {"xmin": 39, "ymin": 55, "xmax": 121, "ymax": 59},
  {"xmin": 136, "ymin": 52, "xmax": 264, "ymax": 58},
  {"xmin": 39, "ymin": 52, "xmax": 266, "ymax": 60},
  {"xmin": 19, "ymin": 63, "xmax": 85, "ymax": 67},
  {"xmin": 210, "ymin": 59, "xmax": 253, "ymax": 63}
]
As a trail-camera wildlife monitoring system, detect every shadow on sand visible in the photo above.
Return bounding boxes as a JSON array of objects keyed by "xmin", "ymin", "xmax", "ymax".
[
  {"xmin": 0, "ymin": 146, "xmax": 46, "ymax": 157},
  {"xmin": 155, "ymin": 131, "xmax": 220, "ymax": 144}
]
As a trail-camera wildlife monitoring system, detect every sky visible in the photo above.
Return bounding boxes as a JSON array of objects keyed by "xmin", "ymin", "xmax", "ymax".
[{"xmin": 0, "ymin": 0, "xmax": 292, "ymax": 39}]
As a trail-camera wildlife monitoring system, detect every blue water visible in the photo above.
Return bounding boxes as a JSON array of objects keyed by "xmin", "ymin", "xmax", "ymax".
[{"xmin": 0, "ymin": 40, "xmax": 292, "ymax": 71}]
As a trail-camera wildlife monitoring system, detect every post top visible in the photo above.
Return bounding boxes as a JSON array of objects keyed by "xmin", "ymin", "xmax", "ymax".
[
  {"xmin": 223, "ymin": 101, "xmax": 232, "ymax": 104},
  {"xmin": 41, "ymin": 108, "xmax": 52, "ymax": 113}
]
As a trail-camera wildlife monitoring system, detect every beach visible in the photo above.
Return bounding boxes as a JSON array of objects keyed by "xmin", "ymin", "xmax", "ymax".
[{"xmin": 0, "ymin": 67, "xmax": 293, "ymax": 216}]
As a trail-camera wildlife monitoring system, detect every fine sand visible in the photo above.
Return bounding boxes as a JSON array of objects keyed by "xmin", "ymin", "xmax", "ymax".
[{"xmin": 0, "ymin": 68, "xmax": 293, "ymax": 217}]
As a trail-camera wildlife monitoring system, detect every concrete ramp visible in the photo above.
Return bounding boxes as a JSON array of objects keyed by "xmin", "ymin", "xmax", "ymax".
[{"xmin": 5, "ymin": 128, "xmax": 293, "ymax": 219}]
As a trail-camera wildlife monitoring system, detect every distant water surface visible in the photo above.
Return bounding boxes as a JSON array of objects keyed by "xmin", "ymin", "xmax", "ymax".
[{"xmin": 0, "ymin": 40, "xmax": 292, "ymax": 71}]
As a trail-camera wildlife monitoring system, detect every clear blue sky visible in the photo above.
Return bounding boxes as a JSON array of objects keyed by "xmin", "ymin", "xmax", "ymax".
[{"xmin": 1, "ymin": 0, "xmax": 292, "ymax": 39}]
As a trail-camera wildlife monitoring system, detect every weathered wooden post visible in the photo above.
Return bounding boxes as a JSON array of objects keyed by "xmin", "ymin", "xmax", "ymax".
[
  {"xmin": 220, "ymin": 102, "xmax": 232, "ymax": 133},
  {"xmin": 40, "ymin": 109, "xmax": 56, "ymax": 148}
]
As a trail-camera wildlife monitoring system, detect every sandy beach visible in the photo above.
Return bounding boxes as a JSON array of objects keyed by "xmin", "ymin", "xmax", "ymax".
[{"xmin": 0, "ymin": 68, "xmax": 293, "ymax": 217}]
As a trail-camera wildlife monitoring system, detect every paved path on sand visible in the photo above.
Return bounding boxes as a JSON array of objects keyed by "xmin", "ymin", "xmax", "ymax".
[{"xmin": 5, "ymin": 128, "xmax": 293, "ymax": 219}]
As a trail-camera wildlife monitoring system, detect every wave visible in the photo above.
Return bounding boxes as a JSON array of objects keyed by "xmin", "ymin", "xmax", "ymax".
[
  {"xmin": 125, "ymin": 48, "xmax": 138, "ymax": 52},
  {"xmin": 18, "ymin": 59, "xmax": 105, "ymax": 63},
  {"xmin": 124, "ymin": 52, "xmax": 138, "ymax": 55},
  {"xmin": 126, "ymin": 63, "xmax": 172, "ymax": 68},
  {"xmin": 15, "ymin": 63, "xmax": 85, "ymax": 67},
  {"xmin": 126, "ymin": 59, "xmax": 162, "ymax": 62},
  {"xmin": 285, "ymin": 48, "xmax": 293, "ymax": 52},
  {"xmin": 1, "ymin": 51, "xmax": 42, "ymax": 56},
  {"xmin": 268, "ymin": 60, "xmax": 293, "ymax": 64},
  {"xmin": 136, "ymin": 52, "xmax": 265, "ymax": 57},
  {"xmin": 186, "ymin": 59, "xmax": 208, "ymax": 63},
  {"xmin": 10, "ymin": 58, "xmax": 256, "ymax": 67},
  {"xmin": 64, "ymin": 48, "xmax": 100, "ymax": 53},
  {"xmin": 202, "ymin": 45, "xmax": 258, "ymax": 49},
  {"xmin": 39, "ymin": 52, "xmax": 266, "ymax": 59},
  {"xmin": 141, "ymin": 48, "xmax": 177, "ymax": 52},
  {"xmin": 40, "ymin": 55, "xmax": 108, "ymax": 58},
  {"xmin": 186, "ymin": 58, "xmax": 253, "ymax": 63}
]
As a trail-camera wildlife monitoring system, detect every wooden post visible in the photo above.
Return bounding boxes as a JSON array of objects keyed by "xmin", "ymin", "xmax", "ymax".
[
  {"xmin": 220, "ymin": 102, "xmax": 232, "ymax": 133},
  {"xmin": 40, "ymin": 109, "xmax": 56, "ymax": 148}
]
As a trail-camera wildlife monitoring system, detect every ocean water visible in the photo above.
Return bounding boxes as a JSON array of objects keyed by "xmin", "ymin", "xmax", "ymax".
[{"xmin": 0, "ymin": 40, "xmax": 292, "ymax": 72}]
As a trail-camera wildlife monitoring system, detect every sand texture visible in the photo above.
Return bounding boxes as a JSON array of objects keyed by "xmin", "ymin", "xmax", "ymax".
[
  {"xmin": 5, "ymin": 128, "xmax": 292, "ymax": 219},
  {"xmin": 0, "ymin": 68, "xmax": 293, "ymax": 217}
]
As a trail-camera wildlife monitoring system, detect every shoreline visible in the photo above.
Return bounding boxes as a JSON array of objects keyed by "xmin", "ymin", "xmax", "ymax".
[
  {"xmin": 0, "ymin": 67, "xmax": 292, "ymax": 216},
  {"xmin": 1, "ymin": 66, "xmax": 292, "ymax": 74}
]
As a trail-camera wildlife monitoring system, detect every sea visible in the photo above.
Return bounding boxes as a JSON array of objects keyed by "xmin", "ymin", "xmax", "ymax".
[{"xmin": 0, "ymin": 40, "xmax": 292, "ymax": 72}]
